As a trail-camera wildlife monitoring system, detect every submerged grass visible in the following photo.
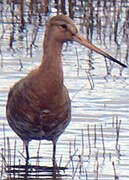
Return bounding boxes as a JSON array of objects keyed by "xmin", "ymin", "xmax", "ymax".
[{"xmin": 0, "ymin": 116, "xmax": 122, "ymax": 179}]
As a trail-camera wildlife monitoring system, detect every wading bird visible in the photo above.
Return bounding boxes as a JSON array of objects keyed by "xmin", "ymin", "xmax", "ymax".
[{"xmin": 6, "ymin": 15, "xmax": 127, "ymax": 166}]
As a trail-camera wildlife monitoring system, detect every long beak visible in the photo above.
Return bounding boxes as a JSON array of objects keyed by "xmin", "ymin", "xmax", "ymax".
[{"xmin": 73, "ymin": 33, "xmax": 127, "ymax": 68}]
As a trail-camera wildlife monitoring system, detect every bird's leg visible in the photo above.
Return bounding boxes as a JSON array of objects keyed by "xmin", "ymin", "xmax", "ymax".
[
  {"xmin": 24, "ymin": 141, "xmax": 29, "ymax": 162},
  {"xmin": 52, "ymin": 139, "xmax": 57, "ymax": 167}
]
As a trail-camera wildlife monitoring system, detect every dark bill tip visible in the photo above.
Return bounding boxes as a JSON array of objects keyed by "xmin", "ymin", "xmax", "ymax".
[{"xmin": 105, "ymin": 55, "xmax": 128, "ymax": 68}]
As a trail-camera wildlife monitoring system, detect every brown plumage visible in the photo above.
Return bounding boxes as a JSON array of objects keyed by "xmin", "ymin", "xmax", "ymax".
[{"xmin": 6, "ymin": 15, "xmax": 127, "ymax": 165}]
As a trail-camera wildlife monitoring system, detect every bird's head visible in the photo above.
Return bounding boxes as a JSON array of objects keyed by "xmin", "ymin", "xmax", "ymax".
[
  {"xmin": 46, "ymin": 15, "xmax": 78, "ymax": 43},
  {"xmin": 45, "ymin": 15, "xmax": 127, "ymax": 68}
]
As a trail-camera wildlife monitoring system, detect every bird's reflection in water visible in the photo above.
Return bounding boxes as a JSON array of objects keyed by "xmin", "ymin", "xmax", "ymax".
[{"xmin": 5, "ymin": 162, "xmax": 68, "ymax": 179}]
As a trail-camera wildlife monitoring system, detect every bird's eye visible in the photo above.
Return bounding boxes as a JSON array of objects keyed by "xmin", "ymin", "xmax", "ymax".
[{"xmin": 60, "ymin": 24, "xmax": 67, "ymax": 29}]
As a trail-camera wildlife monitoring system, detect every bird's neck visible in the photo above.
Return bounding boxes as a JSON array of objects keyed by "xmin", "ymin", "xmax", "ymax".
[{"xmin": 39, "ymin": 37, "xmax": 64, "ymax": 89}]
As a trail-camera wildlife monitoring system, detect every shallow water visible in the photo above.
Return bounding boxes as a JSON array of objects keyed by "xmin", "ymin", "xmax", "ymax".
[{"xmin": 0, "ymin": 0, "xmax": 129, "ymax": 179}]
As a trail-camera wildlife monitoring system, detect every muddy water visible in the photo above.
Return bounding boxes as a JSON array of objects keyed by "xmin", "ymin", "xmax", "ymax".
[{"xmin": 0, "ymin": 1, "xmax": 129, "ymax": 179}]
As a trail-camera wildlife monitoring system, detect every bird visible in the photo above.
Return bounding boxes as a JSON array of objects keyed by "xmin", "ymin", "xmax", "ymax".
[{"xmin": 6, "ymin": 14, "xmax": 127, "ymax": 166}]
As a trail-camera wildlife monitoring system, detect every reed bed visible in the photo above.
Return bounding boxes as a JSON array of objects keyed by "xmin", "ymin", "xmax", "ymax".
[{"xmin": 0, "ymin": 0, "xmax": 128, "ymax": 69}]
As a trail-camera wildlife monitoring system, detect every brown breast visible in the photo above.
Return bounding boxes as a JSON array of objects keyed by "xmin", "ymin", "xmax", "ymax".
[{"xmin": 6, "ymin": 70, "xmax": 71, "ymax": 142}]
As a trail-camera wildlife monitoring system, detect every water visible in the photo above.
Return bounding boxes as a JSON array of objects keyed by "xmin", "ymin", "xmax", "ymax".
[{"xmin": 0, "ymin": 0, "xmax": 129, "ymax": 179}]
